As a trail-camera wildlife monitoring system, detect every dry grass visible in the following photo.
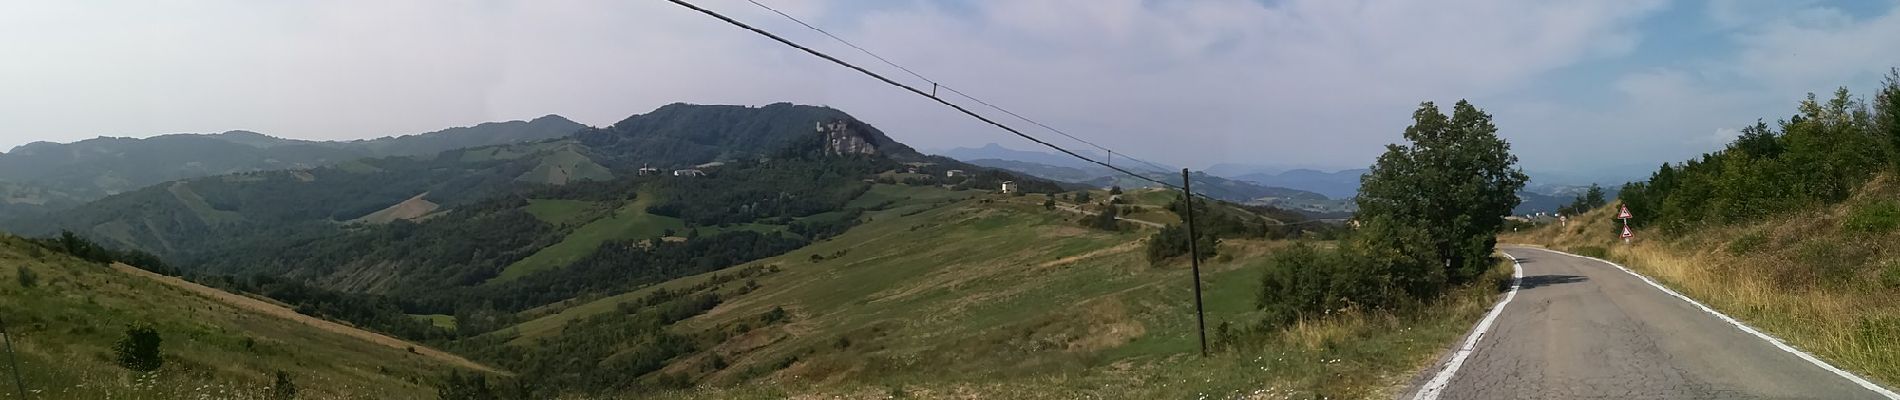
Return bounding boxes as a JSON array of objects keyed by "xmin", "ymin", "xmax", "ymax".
[
  {"xmin": 110, "ymin": 262, "xmax": 505, "ymax": 374},
  {"xmin": 1503, "ymin": 180, "xmax": 1900, "ymax": 387}
]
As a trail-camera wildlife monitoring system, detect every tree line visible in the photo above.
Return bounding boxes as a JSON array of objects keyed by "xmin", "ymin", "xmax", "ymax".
[{"xmin": 1621, "ymin": 70, "xmax": 1900, "ymax": 233}]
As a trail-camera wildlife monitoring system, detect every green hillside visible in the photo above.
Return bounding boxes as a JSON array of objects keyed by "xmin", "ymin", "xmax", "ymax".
[
  {"xmin": 462, "ymin": 187, "xmax": 1501, "ymax": 399},
  {"xmin": 492, "ymin": 194, "xmax": 683, "ymax": 283},
  {"xmin": 0, "ymin": 234, "xmax": 477, "ymax": 399},
  {"xmin": 0, "ymin": 115, "xmax": 586, "ymax": 221}
]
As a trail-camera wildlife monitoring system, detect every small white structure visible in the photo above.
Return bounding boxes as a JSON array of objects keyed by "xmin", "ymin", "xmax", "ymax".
[
  {"xmin": 672, "ymin": 169, "xmax": 706, "ymax": 177},
  {"xmin": 1000, "ymin": 181, "xmax": 1019, "ymax": 194},
  {"xmin": 946, "ymin": 170, "xmax": 966, "ymax": 178},
  {"xmin": 637, "ymin": 163, "xmax": 662, "ymax": 176}
]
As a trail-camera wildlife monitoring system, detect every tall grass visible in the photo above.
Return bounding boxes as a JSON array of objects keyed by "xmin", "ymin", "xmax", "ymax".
[{"xmin": 1505, "ymin": 192, "xmax": 1900, "ymax": 388}]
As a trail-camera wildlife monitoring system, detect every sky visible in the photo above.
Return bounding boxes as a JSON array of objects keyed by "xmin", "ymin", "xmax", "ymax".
[{"xmin": 3, "ymin": 0, "xmax": 1899, "ymax": 181}]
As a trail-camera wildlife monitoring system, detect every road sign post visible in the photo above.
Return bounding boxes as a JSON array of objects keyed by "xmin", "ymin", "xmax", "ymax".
[{"xmin": 1617, "ymin": 205, "xmax": 1634, "ymax": 244}]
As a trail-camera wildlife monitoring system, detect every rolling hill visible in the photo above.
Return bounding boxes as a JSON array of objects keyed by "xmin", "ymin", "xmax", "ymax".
[
  {"xmin": 0, "ymin": 233, "xmax": 483, "ymax": 399},
  {"xmin": 0, "ymin": 102, "xmax": 1428, "ymax": 398},
  {"xmin": 0, "ymin": 115, "xmax": 586, "ymax": 221}
]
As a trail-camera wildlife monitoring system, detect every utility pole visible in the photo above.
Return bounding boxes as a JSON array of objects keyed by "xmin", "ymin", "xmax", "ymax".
[
  {"xmin": 1181, "ymin": 169, "xmax": 1208, "ymax": 357},
  {"xmin": 1, "ymin": 317, "xmax": 26, "ymax": 400}
]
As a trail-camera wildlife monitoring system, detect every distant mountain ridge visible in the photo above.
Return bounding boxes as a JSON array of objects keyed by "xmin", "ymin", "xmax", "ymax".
[
  {"xmin": 0, "ymin": 115, "xmax": 587, "ymax": 220},
  {"xmin": 1229, "ymin": 168, "xmax": 1366, "ymax": 199}
]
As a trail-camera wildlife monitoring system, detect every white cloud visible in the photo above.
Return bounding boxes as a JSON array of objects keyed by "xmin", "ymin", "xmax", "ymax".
[{"xmin": 0, "ymin": 0, "xmax": 1668, "ymax": 172}]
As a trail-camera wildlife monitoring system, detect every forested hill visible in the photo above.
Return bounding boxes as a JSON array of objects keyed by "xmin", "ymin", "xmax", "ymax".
[
  {"xmin": 0, "ymin": 115, "xmax": 586, "ymax": 220},
  {"xmin": 575, "ymin": 102, "xmax": 925, "ymax": 169},
  {"xmin": 1, "ymin": 101, "xmax": 1068, "ymax": 339}
]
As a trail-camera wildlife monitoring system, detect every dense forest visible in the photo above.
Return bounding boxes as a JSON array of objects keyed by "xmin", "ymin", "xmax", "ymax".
[{"xmin": 1620, "ymin": 71, "xmax": 1900, "ymax": 232}]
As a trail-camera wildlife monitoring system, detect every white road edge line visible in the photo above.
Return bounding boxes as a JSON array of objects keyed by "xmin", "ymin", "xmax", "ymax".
[
  {"xmin": 1531, "ymin": 246, "xmax": 1900, "ymax": 400},
  {"xmin": 1411, "ymin": 253, "xmax": 1524, "ymax": 400}
]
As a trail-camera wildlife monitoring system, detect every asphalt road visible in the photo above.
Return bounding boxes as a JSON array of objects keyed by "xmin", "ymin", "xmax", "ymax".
[{"xmin": 1406, "ymin": 246, "xmax": 1897, "ymax": 400}]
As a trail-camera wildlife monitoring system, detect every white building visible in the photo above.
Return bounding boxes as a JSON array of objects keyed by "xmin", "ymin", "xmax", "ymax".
[
  {"xmin": 672, "ymin": 169, "xmax": 706, "ymax": 177},
  {"xmin": 1000, "ymin": 181, "xmax": 1019, "ymax": 194}
]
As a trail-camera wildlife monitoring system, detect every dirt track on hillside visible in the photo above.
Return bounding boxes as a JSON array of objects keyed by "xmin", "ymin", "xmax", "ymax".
[{"xmin": 110, "ymin": 263, "xmax": 505, "ymax": 374}]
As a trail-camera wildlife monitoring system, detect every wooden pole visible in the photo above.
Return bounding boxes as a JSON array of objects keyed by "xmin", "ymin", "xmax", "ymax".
[
  {"xmin": 1, "ymin": 317, "xmax": 27, "ymax": 400},
  {"xmin": 1181, "ymin": 169, "xmax": 1208, "ymax": 357}
]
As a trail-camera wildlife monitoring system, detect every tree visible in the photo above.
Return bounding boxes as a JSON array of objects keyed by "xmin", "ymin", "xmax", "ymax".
[
  {"xmin": 1082, "ymin": 205, "xmax": 1121, "ymax": 231},
  {"xmin": 1042, "ymin": 198, "xmax": 1056, "ymax": 210},
  {"xmin": 269, "ymin": 371, "xmax": 299, "ymax": 400},
  {"xmin": 1876, "ymin": 68, "xmax": 1900, "ymax": 160},
  {"xmin": 1557, "ymin": 184, "xmax": 1607, "ymax": 216},
  {"xmin": 1356, "ymin": 101, "xmax": 1528, "ymax": 284},
  {"xmin": 115, "ymin": 325, "xmax": 164, "ymax": 372},
  {"xmin": 1074, "ymin": 190, "xmax": 1092, "ymax": 203},
  {"xmin": 1108, "ymin": 186, "xmax": 1123, "ymax": 195},
  {"xmin": 1145, "ymin": 223, "xmax": 1216, "ymax": 265}
]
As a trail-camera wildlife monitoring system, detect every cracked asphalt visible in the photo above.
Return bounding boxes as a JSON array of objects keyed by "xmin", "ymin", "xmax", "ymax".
[{"xmin": 1411, "ymin": 246, "xmax": 1893, "ymax": 400}]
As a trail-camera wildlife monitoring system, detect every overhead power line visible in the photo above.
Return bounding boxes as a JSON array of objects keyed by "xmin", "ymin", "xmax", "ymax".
[
  {"xmin": 663, "ymin": 0, "xmax": 1181, "ymax": 190},
  {"xmin": 737, "ymin": 0, "xmax": 1177, "ymax": 175},
  {"xmin": 668, "ymin": 0, "xmax": 1338, "ymax": 226}
]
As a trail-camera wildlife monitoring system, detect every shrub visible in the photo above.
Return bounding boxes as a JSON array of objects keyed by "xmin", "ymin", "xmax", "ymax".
[
  {"xmin": 114, "ymin": 325, "xmax": 164, "ymax": 372},
  {"xmin": 15, "ymin": 267, "xmax": 35, "ymax": 288},
  {"xmin": 1845, "ymin": 200, "xmax": 1900, "ymax": 233},
  {"xmin": 1145, "ymin": 223, "xmax": 1216, "ymax": 266}
]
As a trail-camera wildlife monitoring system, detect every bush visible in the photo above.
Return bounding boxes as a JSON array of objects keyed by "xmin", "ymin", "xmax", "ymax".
[
  {"xmin": 1145, "ymin": 223, "xmax": 1215, "ymax": 266},
  {"xmin": 269, "ymin": 371, "xmax": 299, "ymax": 400},
  {"xmin": 114, "ymin": 325, "xmax": 164, "ymax": 372},
  {"xmin": 15, "ymin": 267, "xmax": 35, "ymax": 288},
  {"xmin": 1082, "ymin": 205, "xmax": 1122, "ymax": 232},
  {"xmin": 1845, "ymin": 200, "xmax": 1900, "ymax": 233}
]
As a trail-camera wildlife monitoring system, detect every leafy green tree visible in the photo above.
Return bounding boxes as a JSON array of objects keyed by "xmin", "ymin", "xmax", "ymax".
[
  {"xmin": 114, "ymin": 325, "xmax": 164, "ymax": 372},
  {"xmin": 1557, "ymin": 184, "xmax": 1607, "ymax": 216},
  {"xmin": 1074, "ymin": 190, "xmax": 1092, "ymax": 203},
  {"xmin": 1357, "ymin": 101, "xmax": 1528, "ymax": 284},
  {"xmin": 1145, "ymin": 223, "xmax": 1216, "ymax": 265},
  {"xmin": 1082, "ymin": 205, "xmax": 1121, "ymax": 231},
  {"xmin": 1876, "ymin": 68, "xmax": 1900, "ymax": 160}
]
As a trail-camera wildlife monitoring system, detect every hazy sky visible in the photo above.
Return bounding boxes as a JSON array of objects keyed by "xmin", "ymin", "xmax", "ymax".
[{"xmin": 4, "ymin": 0, "xmax": 1899, "ymax": 175}]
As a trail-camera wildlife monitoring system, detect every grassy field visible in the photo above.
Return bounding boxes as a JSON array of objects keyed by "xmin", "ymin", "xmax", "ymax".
[
  {"xmin": 0, "ymin": 234, "xmax": 473, "ymax": 399},
  {"xmin": 410, "ymin": 314, "xmax": 458, "ymax": 330},
  {"xmin": 494, "ymin": 186, "xmax": 1504, "ymax": 398},
  {"xmin": 522, "ymin": 198, "xmax": 600, "ymax": 226},
  {"xmin": 490, "ymin": 194, "xmax": 686, "ymax": 283},
  {"xmin": 1503, "ymin": 176, "xmax": 1900, "ymax": 388}
]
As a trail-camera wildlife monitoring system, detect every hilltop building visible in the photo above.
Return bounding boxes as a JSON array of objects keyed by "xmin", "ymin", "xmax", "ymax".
[{"xmin": 1000, "ymin": 181, "xmax": 1019, "ymax": 194}]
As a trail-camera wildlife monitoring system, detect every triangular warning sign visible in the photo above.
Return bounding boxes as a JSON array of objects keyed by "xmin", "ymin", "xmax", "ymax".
[
  {"xmin": 1617, "ymin": 205, "xmax": 1632, "ymax": 220},
  {"xmin": 1620, "ymin": 225, "xmax": 1634, "ymax": 238}
]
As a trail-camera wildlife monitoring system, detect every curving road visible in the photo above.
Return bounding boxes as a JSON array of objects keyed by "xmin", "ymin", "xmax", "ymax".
[{"xmin": 1405, "ymin": 246, "xmax": 1898, "ymax": 400}]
